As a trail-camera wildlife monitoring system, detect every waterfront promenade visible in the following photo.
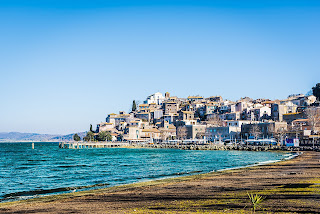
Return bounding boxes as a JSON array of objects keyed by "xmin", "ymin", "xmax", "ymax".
[
  {"xmin": 60, "ymin": 141, "xmax": 320, "ymax": 152},
  {"xmin": 1, "ymin": 151, "xmax": 319, "ymax": 213}
]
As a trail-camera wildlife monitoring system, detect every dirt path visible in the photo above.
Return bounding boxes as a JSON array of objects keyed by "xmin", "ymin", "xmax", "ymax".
[{"xmin": 1, "ymin": 152, "xmax": 320, "ymax": 213}]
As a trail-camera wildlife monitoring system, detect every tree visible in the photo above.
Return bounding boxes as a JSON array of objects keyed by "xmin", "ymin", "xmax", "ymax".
[
  {"xmin": 267, "ymin": 124, "xmax": 275, "ymax": 138},
  {"xmin": 275, "ymin": 127, "xmax": 286, "ymax": 145},
  {"xmin": 250, "ymin": 125, "xmax": 262, "ymax": 140},
  {"xmin": 132, "ymin": 100, "xmax": 137, "ymax": 112},
  {"xmin": 96, "ymin": 131, "xmax": 107, "ymax": 141},
  {"xmin": 196, "ymin": 131, "xmax": 205, "ymax": 139},
  {"xmin": 312, "ymin": 83, "xmax": 320, "ymax": 101},
  {"xmin": 96, "ymin": 131, "xmax": 112, "ymax": 141},
  {"xmin": 90, "ymin": 124, "xmax": 93, "ymax": 133},
  {"xmin": 206, "ymin": 114, "xmax": 224, "ymax": 127},
  {"xmin": 73, "ymin": 133, "xmax": 81, "ymax": 141},
  {"xmin": 83, "ymin": 131, "xmax": 94, "ymax": 142},
  {"xmin": 306, "ymin": 107, "xmax": 320, "ymax": 135},
  {"xmin": 177, "ymin": 126, "xmax": 187, "ymax": 140},
  {"xmin": 106, "ymin": 133, "xmax": 112, "ymax": 141}
]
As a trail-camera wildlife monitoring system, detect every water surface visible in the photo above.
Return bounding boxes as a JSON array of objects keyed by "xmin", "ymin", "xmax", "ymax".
[{"xmin": 0, "ymin": 142, "xmax": 291, "ymax": 202}]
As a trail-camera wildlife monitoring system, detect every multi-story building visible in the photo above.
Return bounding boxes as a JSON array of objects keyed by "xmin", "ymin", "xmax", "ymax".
[
  {"xmin": 241, "ymin": 122, "xmax": 287, "ymax": 138},
  {"xmin": 185, "ymin": 124, "xmax": 206, "ymax": 139},
  {"xmin": 164, "ymin": 102, "xmax": 179, "ymax": 115},
  {"xmin": 206, "ymin": 126, "xmax": 241, "ymax": 141},
  {"xmin": 144, "ymin": 92, "xmax": 165, "ymax": 105}
]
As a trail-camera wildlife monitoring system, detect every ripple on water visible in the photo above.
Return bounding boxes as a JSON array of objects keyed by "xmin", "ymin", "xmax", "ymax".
[{"xmin": 0, "ymin": 142, "xmax": 294, "ymax": 202}]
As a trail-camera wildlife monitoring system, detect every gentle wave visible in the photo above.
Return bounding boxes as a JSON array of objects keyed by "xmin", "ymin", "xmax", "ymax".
[
  {"xmin": 0, "ymin": 143, "xmax": 294, "ymax": 202},
  {"xmin": 1, "ymin": 183, "xmax": 110, "ymax": 202}
]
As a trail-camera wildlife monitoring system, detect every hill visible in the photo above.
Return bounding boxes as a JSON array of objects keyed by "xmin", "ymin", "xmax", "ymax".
[{"xmin": 0, "ymin": 132, "xmax": 87, "ymax": 142}]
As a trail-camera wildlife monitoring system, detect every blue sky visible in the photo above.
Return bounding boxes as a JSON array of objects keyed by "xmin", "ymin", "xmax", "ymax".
[{"xmin": 0, "ymin": 0, "xmax": 319, "ymax": 134}]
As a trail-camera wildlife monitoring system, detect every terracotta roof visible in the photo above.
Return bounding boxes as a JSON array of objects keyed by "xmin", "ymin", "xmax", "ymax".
[
  {"xmin": 142, "ymin": 128, "xmax": 160, "ymax": 133},
  {"xmin": 292, "ymin": 119, "xmax": 309, "ymax": 122},
  {"xmin": 188, "ymin": 96, "xmax": 203, "ymax": 99},
  {"xmin": 182, "ymin": 111, "xmax": 193, "ymax": 114},
  {"xmin": 283, "ymin": 112, "xmax": 301, "ymax": 115}
]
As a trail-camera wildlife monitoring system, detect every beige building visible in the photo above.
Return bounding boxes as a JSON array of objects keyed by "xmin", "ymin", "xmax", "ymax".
[
  {"xmin": 97, "ymin": 122, "xmax": 114, "ymax": 132},
  {"xmin": 141, "ymin": 128, "xmax": 161, "ymax": 140},
  {"xmin": 164, "ymin": 102, "xmax": 179, "ymax": 115},
  {"xmin": 241, "ymin": 122, "xmax": 288, "ymax": 138},
  {"xmin": 180, "ymin": 111, "xmax": 194, "ymax": 121},
  {"xmin": 185, "ymin": 124, "xmax": 206, "ymax": 139}
]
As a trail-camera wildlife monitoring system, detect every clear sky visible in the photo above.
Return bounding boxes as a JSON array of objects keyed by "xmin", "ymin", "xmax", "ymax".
[{"xmin": 0, "ymin": 0, "xmax": 319, "ymax": 134}]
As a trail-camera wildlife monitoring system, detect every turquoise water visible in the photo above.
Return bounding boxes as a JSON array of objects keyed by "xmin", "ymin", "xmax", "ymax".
[{"xmin": 0, "ymin": 142, "xmax": 291, "ymax": 202}]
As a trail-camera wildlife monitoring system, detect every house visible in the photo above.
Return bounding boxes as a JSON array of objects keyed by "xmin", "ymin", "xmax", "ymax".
[
  {"xmin": 179, "ymin": 111, "xmax": 194, "ymax": 121},
  {"xmin": 185, "ymin": 124, "xmax": 206, "ymax": 139},
  {"xmin": 129, "ymin": 120, "xmax": 142, "ymax": 127},
  {"xmin": 187, "ymin": 96, "xmax": 203, "ymax": 102},
  {"xmin": 283, "ymin": 112, "xmax": 305, "ymax": 124},
  {"xmin": 164, "ymin": 102, "xmax": 179, "ymax": 115},
  {"xmin": 124, "ymin": 126, "xmax": 142, "ymax": 140},
  {"xmin": 141, "ymin": 128, "xmax": 161, "ymax": 140},
  {"xmin": 205, "ymin": 103, "xmax": 219, "ymax": 114},
  {"xmin": 241, "ymin": 122, "xmax": 287, "ymax": 139},
  {"xmin": 163, "ymin": 113, "xmax": 179, "ymax": 124},
  {"xmin": 235, "ymin": 101, "xmax": 249, "ymax": 112},
  {"xmin": 206, "ymin": 126, "xmax": 241, "ymax": 141},
  {"xmin": 272, "ymin": 101, "xmax": 298, "ymax": 121},
  {"xmin": 225, "ymin": 112, "xmax": 241, "ymax": 120},
  {"xmin": 252, "ymin": 106, "xmax": 271, "ymax": 121},
  {"xmin": 117, "ymin": 122, "xmax": 127, "ymax": 131},
  {"xmin": 208, "ymin": 96, "xmax": 223, "ymax": 102},
  {"xmin": 144, "ymin": 92, "xmax": 165, "ymax": 105},
  {"xmin": 151, "ymin": 110, "xmax": 163, "ymax": 123},
  {"xmin": 96, "ymin": 122, "xmax": 114, "ymax": 132},
  {"xmin": 292, "ymin": 119, "xmax": 310, "ymax": 131},
  {"xmin": 106, "ymin": 111, "xmax": 133, "ymax": 126},
  {"xmin": 135, "ymin": 112, "xmax": 151, "ymax": 122},
  {"xmin": 226, "ymin": 120, "xmax": 253, "ymax": 128},
  {"xmin": 138, "ymin": 104, "xmax": 150, "ymax": 112},
  {"xmin": 159, "ymin": 125, "xmax": 176, "ymax": 140}
]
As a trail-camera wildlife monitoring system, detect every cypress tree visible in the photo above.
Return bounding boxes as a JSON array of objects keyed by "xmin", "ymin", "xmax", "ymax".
[{"xmin": 132, "ymin": 100, "xmax": 137, "ymax": 112}]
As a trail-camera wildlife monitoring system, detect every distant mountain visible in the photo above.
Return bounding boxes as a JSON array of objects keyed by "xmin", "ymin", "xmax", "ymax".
[
  {"xmin": 306, "ymin": 90, "xmax": 313, "ymax": 96},
  {"xmin": 0, "ymin": 132, "xmax": 87, "ymax": 142}
]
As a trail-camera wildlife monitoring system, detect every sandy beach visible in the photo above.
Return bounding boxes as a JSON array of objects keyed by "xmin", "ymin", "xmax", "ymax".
[{"xmin": 0, "ymin": 151, "xmax": 319, "ymax": 213}]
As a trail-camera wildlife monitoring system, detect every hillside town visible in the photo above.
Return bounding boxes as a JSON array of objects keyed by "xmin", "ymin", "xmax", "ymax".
[{"xmin": 80, "ymin": 84, "xmax": 320, "ymax": 147}]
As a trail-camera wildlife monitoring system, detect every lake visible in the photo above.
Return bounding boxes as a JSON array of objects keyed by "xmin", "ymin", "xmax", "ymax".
[{"xmin": 0, "ymin": 142, "xmax": 292, "ymax": 202}]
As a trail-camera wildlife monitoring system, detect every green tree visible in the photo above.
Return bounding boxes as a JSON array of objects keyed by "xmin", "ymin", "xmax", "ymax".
[
  {"xmin": 96, "ymin": 131, "xmax": 107, "ymax": 141},
  {"xmin": 312, "ymin": 83, "xmax": 320, "ymax": 101},
  {"xmin": 73, "ymin": 133, "xmax": 81, "ymax": 141},
  {"xmin": 106, "ymin": 133, "xmax": 112, "ymax": 141},
  {"xmin": 132, "ymin": 100, "xmax": 137, "ymax": 112},
  {"xmin": 83, "ymin": 131, "xmax": 94, "ymax": 142},
  {"xmin": 90, "ymin": 124, "xmax": 93, "ymax": 132}
]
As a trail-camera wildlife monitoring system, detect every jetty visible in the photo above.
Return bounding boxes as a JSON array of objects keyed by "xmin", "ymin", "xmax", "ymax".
[
  {"xmin": 59, "ymin": 141, "xmax": 130, "ymax": 149},
  {"xmin": 58, "ymin": 141, "xmax": 320, "ymax": 152}
]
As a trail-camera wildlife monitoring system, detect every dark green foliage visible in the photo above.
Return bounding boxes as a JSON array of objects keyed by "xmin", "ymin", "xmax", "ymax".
[
  {"xmin": 83, "ymin": 131, "xmax": 94, "ymax": 141},
  {"xmin": 73, "ymin": 133, "xmax": 81, "ymax": 141},
  {"xmin": 132, "ymin": 100, "xmax": 137, "ymax": 112},
  {"xmin": 96, "ymin": 131, "xmax": 107, "ymax": 141},
  {"xmin": 106, "ymin": 133, "xmax": 112, "ymax": 141},
  {"xmin": 89, "ymin": 124, "xmax": 93, "ymax": 132},
  {"xmin": 96, "ymin": 131, "xmax": 112, "ymax": 141},
  {"xmin": 312, "ymin": 83, "xmax": 320, "ymax": 101}
]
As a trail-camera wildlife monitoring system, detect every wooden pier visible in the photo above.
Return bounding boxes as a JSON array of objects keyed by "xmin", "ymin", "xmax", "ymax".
[{"xmin": 59, "ymin": 141, "xmax": 130, "ymax": 149}]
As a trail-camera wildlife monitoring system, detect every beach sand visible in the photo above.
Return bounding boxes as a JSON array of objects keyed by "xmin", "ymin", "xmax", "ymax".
[{"xmin": 0, "ymin": 151, "xmax": 319, "ymax": 213}]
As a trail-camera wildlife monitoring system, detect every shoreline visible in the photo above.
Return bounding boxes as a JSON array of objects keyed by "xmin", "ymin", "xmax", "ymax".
[{"xmin": 1, "ymin": 151, "xmax": 317, "ymax": 213}]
